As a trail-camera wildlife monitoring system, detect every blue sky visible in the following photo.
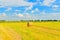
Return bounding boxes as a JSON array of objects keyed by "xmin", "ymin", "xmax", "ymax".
[{"xmin": 0, "ymin": 0, "xmax": 60, "ymax": 20}]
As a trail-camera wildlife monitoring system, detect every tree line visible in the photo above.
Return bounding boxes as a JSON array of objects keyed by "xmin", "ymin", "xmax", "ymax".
[
  {"xmin": 0, "ymin": 20, "xmax": 60, "ymax": 22},
  {"xmin": 20, "ymin": 20, "xmax": 60, "ymax": 22}
]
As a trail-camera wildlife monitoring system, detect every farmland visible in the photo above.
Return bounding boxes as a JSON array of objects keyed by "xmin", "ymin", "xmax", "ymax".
[{"xmin": 0, "ymin": 22, "xmax": 60, "ymax": 40}]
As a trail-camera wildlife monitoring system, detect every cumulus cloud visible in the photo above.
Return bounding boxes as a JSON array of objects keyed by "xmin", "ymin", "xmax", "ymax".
[
  {"xmin": 31, "ymin": 10, "xmax": 35, "ymax": 13},
  {"xmin": 0, "ymin": 0, "xmax": 33, "ymax": 6},
  {"xmin": 52, "ymin": 5, "xmax": 59, "ymax": 10},
  {"xmin": 16, "ymin": 14, "xmax": 24, "ymax": 17},
  {"xmin": 2, "ymin": 13, "xmax": 6, "ymax": 16},
  {"xmin": 35, "ymin": 8, "xmax": 40, "ymax": 12},
  {"xmin": 28, "ymin": 4, "xmax": 33, "ymax": 10},
  {"xmin": 31, "ymin": 8, "xmax": 40, "ymax": 13},
  {"xmin": 0, "ymin": 13, "xmax": 6, "ymax": 18},
  {"xmin": 42, "ymin": 0, "xmax": 56, "ymax": 6},
  {"xmin": 25, "ymin": 3, "xmax": 34, "ymax": 12}
]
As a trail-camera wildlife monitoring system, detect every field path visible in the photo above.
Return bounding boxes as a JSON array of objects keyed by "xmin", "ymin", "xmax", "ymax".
[{"xmin": 0, "ymin": 26, "xmax": 21, "ymax": 40}]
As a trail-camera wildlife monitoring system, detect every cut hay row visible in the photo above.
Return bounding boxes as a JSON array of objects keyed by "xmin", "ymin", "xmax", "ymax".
[
  {"xmin": 30, "ymin": 25, "xmax": 60, "ymax": 36},
  {"xmin": 0, "ymin": 26, "xmax": 21, "ymax": 40},
  {"xmin": 0, "ymin": 22, "xmax": 60, "ymax": 40}
]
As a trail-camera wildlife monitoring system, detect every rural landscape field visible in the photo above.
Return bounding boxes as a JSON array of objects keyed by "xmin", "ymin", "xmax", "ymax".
[
  {"xmin": 0, "ymin": 22, "xmax": 60, "ymax": 40},
  {"xmin": 0, "ymin": 0, "xmax": 60, "ymax": 40}
]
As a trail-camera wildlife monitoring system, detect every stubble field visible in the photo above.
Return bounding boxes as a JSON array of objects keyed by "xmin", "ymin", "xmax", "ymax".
[{"xmin": 0, "ymin": 22, "xmax": 60, "ymax": 40}]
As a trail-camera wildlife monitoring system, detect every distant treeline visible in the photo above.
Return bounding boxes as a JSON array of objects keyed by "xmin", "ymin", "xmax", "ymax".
[
  {"xmin": 0, "ymin": 20, "xmax": 60, "ymax": 22},
  {"xmin": 20, "ymin": 20, "xmax": 60, "ymax": 22}
]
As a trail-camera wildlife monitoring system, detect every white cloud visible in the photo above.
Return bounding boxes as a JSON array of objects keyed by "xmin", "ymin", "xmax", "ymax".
[
  {"xmin": 25, "ymin": 13, "xmax": 33, "ymax": 20},
  {"xmin": 10, "ymin": 12, "xmax": 60, "ymax": 20},
  {"xmin": 31, "ymin": 8, "xmax": 40, "ymax": 13},
  {"xmin": 35, "ymin": 8, "xmax": 40, "ymax": 12},
  {"xmin": 51, "ymin": 13, "xmax": 60, "ymax": 17},
  {"xmin": 24, "ymin": 2, "xmax": 38, "ymax": 13},
  {"xmin": 31, "ymin": 10, "xmax": 35, "ymax": 13},
  {"xmin": 2, "ymin": 13, "xmax": 6, "ymax": 17},
  {"xmin": 15, "ymin": 10, "xmax": 21, "ymax": 12},
  {"xmin": 28, "ymin": 4, "xmax": 33, "ymax": 10},
  {"xmin": 25, "ymin": 3, "xmax": 34, "ymax": 12},
  {"xmin": 0, "ymin": 13, "xmax": 6, "ymax": 18},
  {"xmin": 41, "ymin": 10, "xmax": 46, "ymax": 14},
  {"xmin": 42, "ymin": 0, "xmax": 56, "ymax": 6},
  {"xmin": 13, "ymin": 13, "xmax": 24, "ymax": 17},
  {"xmin": 0, "ymin": 12, "xmax": 60, "ymax": 20},
  {"xmin": 39, "ymin": 13, "xmax": 60, "ymax": 20},
  {"xmin": 25, "ymin": 13, "xmax": 30, "ymax": 17},
  {"xmin": 24, "ymin": 12, "xmax": 60, "ymax": 20},
  {"xmin": 0, "ymin": 0, "xmax": 33, "ymax": 6},
  {"xmin": 0, "ymin": 5, "xmax": 4, "ymax": 8},
  {"xmin": 17, "ymin": 14, "xmax": 24, "ymax": 17},
  {"xmin": 52, "ymin": 5, "xmax": 59, "ymax": 10},
  {"xmin": 5, "ymin": 7, "xmax": 12, "ymax": 11}
]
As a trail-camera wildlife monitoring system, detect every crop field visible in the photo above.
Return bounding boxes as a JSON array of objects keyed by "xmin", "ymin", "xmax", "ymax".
[{"xmin": 0, "ymin": 22, "xmax": 60, "ymax": 40}]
